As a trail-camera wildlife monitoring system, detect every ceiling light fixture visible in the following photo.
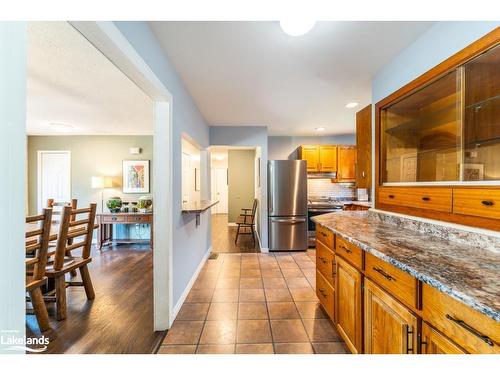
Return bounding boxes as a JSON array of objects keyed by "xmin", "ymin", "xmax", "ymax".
[
  {"xmin": 49, "ymin": 122, "xmax": 74, "ymax": 133},
  {"xmin": 214, "ymin": 155, "xmax": 225, "ymax": 161},
  {"xmin": 279, "ymin": 20, "xmax": 316, "ymax": 36},
  {"xmin": 315, "ymin": 127, "xmax": 326, "ymax": 132},
  {"xmin": 345, "ymin": 102, "xmax": 359, "ymax": 109}
]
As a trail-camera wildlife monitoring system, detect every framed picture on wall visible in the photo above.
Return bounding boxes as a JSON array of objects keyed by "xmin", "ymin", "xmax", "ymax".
[{"xmin": 122, "ymin": 160, "xmax": 150, "ymax": 193}]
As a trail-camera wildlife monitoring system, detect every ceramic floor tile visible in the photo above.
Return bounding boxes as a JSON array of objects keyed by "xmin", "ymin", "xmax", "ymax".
[
  {"xmin": 185, "ymin": 288, "xmax": 214, "ymax": 303},
  {"xmin": 235, "ymin": 343, "xmax": 274, "ymax": 354},
  {"xmin": 157, "ymin": 345, "xmax": 197, "ymax": 354},
  {"xmin": 294, "ymin": 302, "xmax": 327, "ymax": 319},
  {"xmin": 238, "ymin": 302, "xmax": 268, "ymax": 320},
  {"xmin": 199, "ymin": 320, "xmax": 237, "ymax": 344},
  {"xmin": 289, "ymin": 287, "xmax": 318, "ymax": 302},
  {"xmin": 206, "ymin": 302, "xmax": 238, "ymax": 321},
  {"xmin": 196, "ymin": 344, "xmax": 235, "ymax": 354},
  {"xmin": 212, "ymin": 288, "xmax": 239, "ymax": 303},
  {"xmin": 312, "ymin": 342, "xmax": 349, "ymax": 354},
  {"xmin": 262, "ymin": 277, "xmax": 287, "ymax": 289},
  {"xmin": 270, "ymin": 319, "xmax": 309, "ymax": 343},
  {"xmin": 236, "ymin": 320, "xmax": 272, "ymax": 344},
  {"xmin": 176, "ymin": 303, "xmax": 210, "ymax": 321},
  {"xmin": 241, "ymin": 268, "xmax": 262, "ymax": 278},
  {"xmin": 285, "ymin": 277, "xmax": 311, "ymax": 289},
  {"xmin": 281, "ymin": 268, "xmax": 305, "ymax": 278},
  {"xmin": 239, "ymin": 277, "xmax": 263, "ymax": 289},
  {"xmin": 274, "ymin": 343, "xmax": 314, "ymax": 354},
  {"xmin": 264, "ymin": 288, "xmax": 293, "ymax": 302},
  {"xmin": 239, "ymin": 288, "xmax": 265, "ymax": 302},
  {"xmin": 215, "ymin": 278, "xmax": 240, "ymax": 289},
  {"xmin": 267, "ymin": 302, "xmax": 300, "ymax": 319},
  {"xmin": 302, "ymin": 319, "xmax": 342, "ymax": 342},
  {"xmin": 261, "ymin": 268, "xmax": 283, "ymax": 277},
  {"xmin": 163, "ymin": 321, "xmax": 204, "ymax": 345}
]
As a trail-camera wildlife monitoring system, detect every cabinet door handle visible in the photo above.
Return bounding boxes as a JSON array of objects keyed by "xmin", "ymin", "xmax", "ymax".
[
  {"xmin": 319, "ymin": 231, "xmax": 327, "ymax": 238},
  {"xmin": 481, "ymin": 200, "xmax": 494, "ymax": 206},
  {"xmin": 421, "ymin": 196, "xmax": 431, "ymax": 201},
  {"xmin": 373, "ymin": 267, "xmax": 395, "ymax": 281},
  {"xmin": 406, "ymin": 325, "xmax": 414, "ymax": 354},
  {"xmin": 445, "ymin": 314, "xmax": 494, "ymax": 346},
  {"xmin": 388, "ymin": 194, "xmax": 395, "ymax": 199},
  {"xmin": 318, "ymin": 288, "xmax": 328, "ymax": 298},
  {"xmin": 338, "ymin": 244, "xmax": 352, "ymax": 254},
  {"xmin": 362, "ymin": 171, "xmax": 366, "ymax": 178}
]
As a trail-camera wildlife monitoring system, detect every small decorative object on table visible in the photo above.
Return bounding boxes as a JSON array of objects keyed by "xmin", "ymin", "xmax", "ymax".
[
  {"xmin": 106, "ymin": 197, "xmax": 123, "ymax": 213},
  {"xmin": 137, "ymin": 195, "xmax": 153, "ymax": 213},
  {"xmin": 121, "ymin": 202, "xmax": 129, "ymax": 213}
]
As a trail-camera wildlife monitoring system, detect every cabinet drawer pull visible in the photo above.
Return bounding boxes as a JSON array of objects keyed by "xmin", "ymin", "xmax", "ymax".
[
  {"xmin": 388, "ymin": 194, "xmax": 395, "ymax": 199},
  {"xmin": 111, "ymin": 216, "xmax": 117, "ymax": 221},
  {"xmin": 481, "ymin": 200, "xmax": 494, "ymax": 206},
  {"xmin": 339, "ymin": 245, "xmax": 352, "ymax": 254},
  {"xmin": 445, "ymin": 314, "xmax": 494, "ymax": 347},
  {"xmin": 318, "ymin": 256, "xmax": 328, "ymax": 264},
  {"xmin": 421, "ymin": 196, "xmax": 430, "ymax": 201},
  {"xmin": 373, "ymin": 267, "xmax": 395, "ymax": 281},
  {"xmin": 318, "ymin": 288, "xmax": 328, "ymax": 298},
  {"xmin": 319, "ymin": 231, "xmax": 327, "ymax": 238}
]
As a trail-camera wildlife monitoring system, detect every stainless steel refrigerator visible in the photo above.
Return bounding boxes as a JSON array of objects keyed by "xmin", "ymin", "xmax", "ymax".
[{"xmin": 268, "ymin": 160, "xmax": 308, "ymax": 251}]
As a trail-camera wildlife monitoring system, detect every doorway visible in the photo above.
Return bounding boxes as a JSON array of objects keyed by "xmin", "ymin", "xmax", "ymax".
[{"xmin": 37, "ymin": 150, "xmax": 71, "ymax": 212}]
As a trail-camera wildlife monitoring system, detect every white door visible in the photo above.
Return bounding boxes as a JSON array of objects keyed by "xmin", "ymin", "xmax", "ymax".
[
  {"xmin": 211, "ymin": 168, "xmax": 228, "ymax": 214},
  {"xmin": 182, "ymin": 153, "xmax": 191, "ymax": 204},
  {"xmin": 37, "ymin": 151, "xmax": 71, "ymax": 212}
]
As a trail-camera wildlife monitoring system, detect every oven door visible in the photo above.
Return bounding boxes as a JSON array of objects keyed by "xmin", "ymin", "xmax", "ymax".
[{"xmin": 307, "ymin": 208, "xmax": 342, "ymax": 247}]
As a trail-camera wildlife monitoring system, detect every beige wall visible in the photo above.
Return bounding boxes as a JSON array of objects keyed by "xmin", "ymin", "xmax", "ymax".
[
  {"xmin": 27, "ymin": 135, "xmax": 153, "ymax": 215},
  {"xmin": 228, "ymin": 149, "xmax": 255, "ymax": 223}
]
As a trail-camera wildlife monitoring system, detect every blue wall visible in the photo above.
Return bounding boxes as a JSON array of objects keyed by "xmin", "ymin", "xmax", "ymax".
[{"xmin": 114, "ymin": 22, "xmax": 211, "ymax": 308}]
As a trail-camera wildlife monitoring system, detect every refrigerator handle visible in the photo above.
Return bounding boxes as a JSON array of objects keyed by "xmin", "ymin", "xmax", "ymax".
[
  {"xmin": 273, "ymin": 218, "xmax": 307, "ymax": 223},
  {"xmin": 269, "ymin": 163, "xmax": 273, "ymax": 214}
]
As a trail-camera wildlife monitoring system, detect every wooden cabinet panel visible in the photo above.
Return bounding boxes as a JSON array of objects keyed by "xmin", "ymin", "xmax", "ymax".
[
  {"xmin": 316, "ymin": 240, "xmax": 335, "ymax": 286},
  {"xmin": 319, "ymin": 146, "xmax": 337, "ymax": 172},
  {"xmin": 316, "ymin": 224, "xmax": 334, "ymax": 249},
  {"xmin": 365, "ymin": 252, "xmax": 418, "ymax": 309},
  {"xmin": 378, "ymin": 186, "xmax": 452, "ymax": 212},
  {"xmin": 364, "ymin": 279, "xmax": 418, "ymax": 354},
  {"xmin": 100, "ymin": 215, "xmax": 127, "ymax": 223},
  {"xmin": 336, "ymin": 257, "xmax": 362, "ymax": 354},
  {"xmin": 316, "ymin": 270, "xmax": 335, "ymax": 321},
  {"xmin": 356, "ymin": 105, "xmax": 372, "ymax": 188},
  {"xmin": 422, "ymin": 283, "xmax": 500, "ymax": 354},
  {"xmin": 299, "ymin": 146, "xmax": 319, "ymax": 172},
  {"xmin": 453, "ymin": 188, "xmax": 500, "ymax": 220},
  {"xmin": 421, "ymin": 322, "xmax": 467, "ymax": 354},
  {"xmin": 335, "ymin": 236, "xmax": 363, "ymax": 270},
  {"xmin": 337, "ymin": 146, "xmax": 357, "ymax": 182}
]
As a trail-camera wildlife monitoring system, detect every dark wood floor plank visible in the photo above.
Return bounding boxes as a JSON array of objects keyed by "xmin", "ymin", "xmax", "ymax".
[
  {"xmin": 26, "ymin": 244, "xmax": 164, "ymax": 354},
  {"xmin": 211, "ymin": 214, "xmax": 260, "ymax": 253}
]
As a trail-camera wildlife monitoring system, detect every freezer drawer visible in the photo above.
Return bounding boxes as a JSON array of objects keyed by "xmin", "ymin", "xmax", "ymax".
[{"xmin": 269, "ymin": 216, "xmax": 308, "ymax": 251}]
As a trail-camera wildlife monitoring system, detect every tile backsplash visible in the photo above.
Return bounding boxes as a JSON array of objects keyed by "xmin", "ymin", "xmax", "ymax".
[{"xmin": 307, "ymin": 179, "xmax": 355, "ymax": 199}]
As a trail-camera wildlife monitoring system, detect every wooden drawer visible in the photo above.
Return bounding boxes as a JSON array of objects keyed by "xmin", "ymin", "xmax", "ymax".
[
  {"xmin": 453, "ymin": 188, "xmax": 500, "ymax": 220},
  {"xmin": 422, "ymin": 283, "xmax": 500, "ymax": 354},
  {"xmin": 335, "ymin": 236, "xmax": 363, "ymax": 270},
  {"xmin": 316, "ymin": 224, "xmax": 334, "ymax": 249},
  {"xmin": 127, "ymin": 215, "xmax": 152, "ymax": 223},
  {"xmin": 365, "ymin": 253, "xmax": 418, "ymax": 309},
  {"xmin": 316, "ymin": 270, "xmax": 335, "ymax": 321},
  {"xmin": 316, "ymin": 240, "xmax": 335, "ymax": 286},
  {"xmin": 378, "ymin": 187, "xmax": 452, "ymax": 213},
  {"xmin": 100, "ymin": 215, "xmax": 127, "ymax": 223}
]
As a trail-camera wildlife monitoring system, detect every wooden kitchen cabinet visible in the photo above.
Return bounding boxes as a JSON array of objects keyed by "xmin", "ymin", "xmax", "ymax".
[
  {"xmin": 336, "ymin": 257, "xmax": 362, "ymax": 353},
  {"xmin": 421, "ymin": 322, "xmax": 467, "ymax": 354},
  {"xmin": 337, "ymin": 146, "xmax": 357, "ymax": 182},
  {"xmin": 356, "ymin": 104, "xmax": 372, "ymax": 188},
  {"xmin": 364, "ymin": 279, "xmax": 418, "ymax": 354},
  {"xmin": 299, "ymin": 146, "xmax": 320, "ymax": 172},
  {"xmin": 319, "ymin": 146, "xmax": 337, "ymax": 172}
]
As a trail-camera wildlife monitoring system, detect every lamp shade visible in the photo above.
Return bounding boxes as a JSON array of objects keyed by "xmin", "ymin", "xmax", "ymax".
[{"xmin": 91, "ymin": 176, "xmax": 113, "ymax": 189}]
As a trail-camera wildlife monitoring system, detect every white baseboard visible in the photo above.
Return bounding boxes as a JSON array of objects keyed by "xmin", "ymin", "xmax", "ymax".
[
  {"xmin": 260, "ymin": 247, "xmax": 269, "ymax": 253},
  {"xmin": 170, "ymin": 246, "xmax": 212, "ymax": 324},
  {"xmin": 227, "ymin": 222, "xmax": 237, "ymax": 227}
]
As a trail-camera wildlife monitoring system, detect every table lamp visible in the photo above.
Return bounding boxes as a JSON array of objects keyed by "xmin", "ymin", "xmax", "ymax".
[{"xmin": 91, "ymin": 176, "xmax": 113, "ymax": 213}]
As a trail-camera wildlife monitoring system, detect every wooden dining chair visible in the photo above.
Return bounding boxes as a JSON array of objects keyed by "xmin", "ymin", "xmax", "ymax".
[
  {"xmin": 47, "ymin": 198, "xmax": 78, "ymax": 276},
  {"xmin": 44, "ymin": 203, "xmax": 97, "ymax": 320},
  {"xmin": 235, "ymin": 199, "xmax": 258, "ymax": 245},
  {"xmin": 26, "ymin": 208, "xmax": 53, "ymax": 332}
]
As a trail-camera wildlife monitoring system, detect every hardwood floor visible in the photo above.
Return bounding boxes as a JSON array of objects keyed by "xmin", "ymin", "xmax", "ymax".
[
  {"xmin": 212, "ymin": 214, "xmax": 260, "ymax": 253},
  {"xmin": 26, "ymin": 244, "xmax": 165, "ymax": 354}
]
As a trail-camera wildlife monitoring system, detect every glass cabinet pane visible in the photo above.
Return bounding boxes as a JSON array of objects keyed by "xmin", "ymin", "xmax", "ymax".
[
  {"xmin": 463, "ymin": 44, "xmax": 500, "ymax": 181},
  {"xmin": 381, "ymin": 70, "xmax": 462, "ymax": 183}
]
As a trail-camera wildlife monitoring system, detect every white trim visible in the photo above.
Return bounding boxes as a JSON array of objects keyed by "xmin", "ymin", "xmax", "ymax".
[
  {"xmin": 170, "ymin": 247, "xmax": 212, "ymax": 325},
  {"xmin": 71, "ymin": 21, "xmax": 174, "ymax": 331},
  {"xmin": 369, "ymin": 208, "xmax": 500, "ymax": 238}
]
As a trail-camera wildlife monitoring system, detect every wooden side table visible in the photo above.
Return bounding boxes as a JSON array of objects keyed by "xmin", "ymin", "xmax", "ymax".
[{"xmin": 97, "ymin": 212, "xmax": 153, "ymax": 250}]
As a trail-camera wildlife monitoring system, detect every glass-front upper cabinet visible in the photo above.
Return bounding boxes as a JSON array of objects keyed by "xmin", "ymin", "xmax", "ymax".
[{"xmin": 380, "ymin": 43, "xmax": 499, "ymax": 184}]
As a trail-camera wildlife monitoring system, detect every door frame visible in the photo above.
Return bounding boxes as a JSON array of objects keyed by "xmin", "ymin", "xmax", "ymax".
[
  {"xmin": 36, "ymin": 150, "xmax": 71, "ymax": 213},
  {"xmin": 71, "ymin": 21, "xmax": 174, "ymax": 329},
  {"xmin": 211, "ymin": 167, "xmax": 228, "ymax": 214}
]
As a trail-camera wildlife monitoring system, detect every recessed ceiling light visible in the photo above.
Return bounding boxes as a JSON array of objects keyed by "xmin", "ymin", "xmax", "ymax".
[
  {"xmin": 279, "ymin": 20, "xmax": 316, "ymax": 36},
  {"xmin": 345, "ymin": 102, "xmax": 359, "ymax": 109},
  {"xmin": 49, "ymin": 122, "xmax": 74, "ymax": 133},
  {"xmin": 214, "ymin": 155, "xmax": 225, "ymax": 161},
  {"xmin": 315, "ymin": 127, "xmax": 326, "ymax": 132}
]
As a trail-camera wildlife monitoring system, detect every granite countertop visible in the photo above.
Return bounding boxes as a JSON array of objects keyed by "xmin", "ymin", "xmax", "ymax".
[
  {"xmin": 181, "ymin": 200, "xmax": 219, "ymax": 213},
  {"xmin": 312, "ymin": 211, "xmax": 500, "ymax": 321},
  {"xmin": 343, "ymin": 200, "xmax": 372, "ymax": 207}
]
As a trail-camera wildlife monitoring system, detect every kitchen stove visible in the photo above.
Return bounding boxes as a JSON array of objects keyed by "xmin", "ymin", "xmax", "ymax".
[{"xmin": 307, "ymin": 196, "xmax": 348, "ymax": 247}]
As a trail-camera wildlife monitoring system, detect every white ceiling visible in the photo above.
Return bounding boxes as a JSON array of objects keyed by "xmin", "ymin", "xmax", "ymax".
[
  {"xmin": 27, "ymin": 22, "xmax": 153, "ymax": 135},
  {"xmin": 150, "ymin": 21, "xmax": 434, "ymax": 136}
]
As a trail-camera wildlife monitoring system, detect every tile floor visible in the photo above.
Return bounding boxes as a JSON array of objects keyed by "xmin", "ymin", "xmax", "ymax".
[{"xmin": 158, "ymin": 249, "xmax": 349, "ymax": 354}]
